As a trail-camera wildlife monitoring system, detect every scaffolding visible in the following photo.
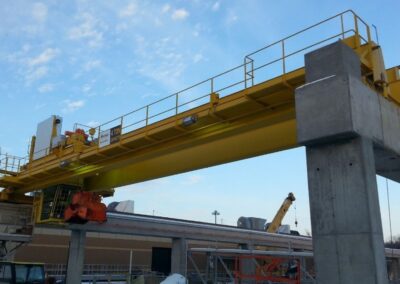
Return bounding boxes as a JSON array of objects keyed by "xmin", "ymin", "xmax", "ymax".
[{"xmin": 187, "ymin": 248, "xmax": 315, "ymax": 284}]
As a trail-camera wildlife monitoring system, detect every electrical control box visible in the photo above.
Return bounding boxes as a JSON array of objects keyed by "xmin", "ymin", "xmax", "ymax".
[{"xmin": 33, "ymin": 115, "xmax": 63, "ymax": 160}]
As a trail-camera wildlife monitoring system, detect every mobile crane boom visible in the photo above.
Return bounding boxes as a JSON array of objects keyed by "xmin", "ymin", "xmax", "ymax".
[{"xmin": 266, "ymin": 192, "xmax": 295, "ymax": 233}]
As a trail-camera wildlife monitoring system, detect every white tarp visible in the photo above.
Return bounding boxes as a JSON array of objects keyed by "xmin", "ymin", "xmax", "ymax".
[{"xmin": 160, "ymin": 274, "xmax": 186, "ymax": 284}]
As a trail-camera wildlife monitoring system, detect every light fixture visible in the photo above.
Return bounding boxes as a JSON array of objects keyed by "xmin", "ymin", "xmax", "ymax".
[
  {"xmin": 182, "ymin": 115, "xmax": 198, "ymax": 126},
  {"xmin": 59, "ymin": 160, "xmax": 70, "ymax": 168}
]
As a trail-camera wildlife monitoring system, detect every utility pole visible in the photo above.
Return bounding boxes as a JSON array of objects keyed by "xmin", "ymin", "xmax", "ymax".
[{"xmin": 211, "ymin": 210, "xmax": 220, "ymax": 224}]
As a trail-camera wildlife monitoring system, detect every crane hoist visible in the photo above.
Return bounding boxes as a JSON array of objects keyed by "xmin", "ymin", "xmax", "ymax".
[{"xmin": 265, "ymin": 192, "xmax": 296, "ymax": 234}]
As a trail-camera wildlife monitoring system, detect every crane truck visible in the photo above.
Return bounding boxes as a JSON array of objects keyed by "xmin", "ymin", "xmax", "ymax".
[{"xmin": 265, "ymin": 192, "xmax": 296, "ymax": 234}]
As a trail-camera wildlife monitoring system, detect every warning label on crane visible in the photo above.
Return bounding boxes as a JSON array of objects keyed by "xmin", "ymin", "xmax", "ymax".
[{"xmin": 99, "ymin": 125, "xmax": 121, "ymax": 148}]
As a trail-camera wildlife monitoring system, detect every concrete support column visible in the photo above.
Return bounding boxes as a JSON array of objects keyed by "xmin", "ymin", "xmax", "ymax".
[
  {"xmin": 389, "ymin": 259, "xmax": 400, "ymax": 282},
  {"xmin": 239, "ymin": 244, "xmax": 256, "ymax": 284},
  {"xmin": 66, "ymin": 229, "xmax": 86, "ymax": 284},
  {"xmin": 171, "ymin": 238, "xmax": 187, "ymax": 276},
  {"xmin": 306, "ymin": 137, "xmax": 388, "ymax": 283},
  {"xmin": 296, "ymin": 41, "xmax": 391, "ymax": 284}
]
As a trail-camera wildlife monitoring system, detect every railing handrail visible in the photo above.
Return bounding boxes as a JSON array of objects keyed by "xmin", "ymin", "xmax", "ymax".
[
  {"xmin": 0, "ymin": 10, "xmax": 372, "ymax": 176},
  {"xmin": 90, "ymin": 10, "xmax": 370, "ymax": 134},
  {"xmin": 245, "ymin": 10, "xmax": 358, "ymax": 58}
]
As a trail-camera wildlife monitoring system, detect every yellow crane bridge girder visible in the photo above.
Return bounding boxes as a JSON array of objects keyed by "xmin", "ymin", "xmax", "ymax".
[{"xmin": 0, "ymin": 10, "xmax": 399, "ymax": 202}]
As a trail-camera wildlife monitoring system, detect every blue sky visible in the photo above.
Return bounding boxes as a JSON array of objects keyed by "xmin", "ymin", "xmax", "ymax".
[{"xmin": 0, "ymin": 0, "xmax": 399, "ymax": 238}]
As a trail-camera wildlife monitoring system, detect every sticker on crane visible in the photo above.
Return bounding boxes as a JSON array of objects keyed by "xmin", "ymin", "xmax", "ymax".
[
  {"xmin": 110, "ymin": 125, "xmax": 122, "ymax": 143},
  {"xmin": 99, "ymin": 125, "xmax": 121, "ymax": 148}
]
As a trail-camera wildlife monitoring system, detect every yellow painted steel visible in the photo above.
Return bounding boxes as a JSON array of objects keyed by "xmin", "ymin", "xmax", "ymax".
[
  {"xmin": 266, "ymin": 193, "xmax": 296, "ymax": 233},
  {"xmin": 0, "ymin": 10, "xmax": 399, "ymax": 204},
  {"xmin": 387, "ymin": 66, "xmax": 400, "ymax": 102}
]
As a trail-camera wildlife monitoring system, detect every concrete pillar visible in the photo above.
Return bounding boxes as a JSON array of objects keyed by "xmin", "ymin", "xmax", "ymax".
[
  {"xmin": 296, "ymin": 42, "xmax": 389, "ymax": 284},
  {"xmin": 66, "ymin": 229, "xmax": 86, "ymax": 284},
  {"xmin": 389, "ymin": 259, "xmax": 400, "ymax": 282},
  {"xmin": 239, "ymin": 244, "xmax": 256, "ymax": 284},
  {"xmin": 306, "ymin": 137, "xmax": 387, "ymax": 283},
  {"xmin": 171, "ymin": 238, "xmax": 187, "ymax": 276}
]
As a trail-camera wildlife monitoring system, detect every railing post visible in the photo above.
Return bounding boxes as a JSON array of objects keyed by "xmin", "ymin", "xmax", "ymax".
[
  {"xmin": 211, "ymin": 78, "xmax": 214, "ymax": 94},
  {"xmin": 97, "ymin": 126, "xmax": 101, "ymax": 146},
  {"xmin": 354, "ymin": 14, "xmax": 360, "ymax": 48},
  {"xmin": 340, "ymin": 14, "xmax": 345, "ymax": 39},
  {"xmin": 251, "ymin": 59, "xmax": 254, "ymax": 86},
  {"xmin": 281, "ymin": 40, "xmax": 286, "ymax": 74},
  {"xmin": 244, "ymin": 58, "xmax": 248, "ymax": 88},
  {"xmin": 145, "ymin": 106, "xmax": 149, "ymax": 126},
  {"xmin": 366, "ymin": 25, "xmax": 372, "ymax": 43},
  {"xmin": 175, "ymin": 93, "xmax": 179, "ymax": 115}
]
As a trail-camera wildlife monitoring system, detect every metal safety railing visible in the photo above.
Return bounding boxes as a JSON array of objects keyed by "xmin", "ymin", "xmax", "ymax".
[
  {"xmin": 45, "ymin": 263, "xmax": 152, "ymax": 275},
  {"xmin": 75, "ymin": 10, "xmax": 371, "ymax": 144},
  {"xmin": 1, "ymin": 10, "xmax": 372, "ymax": 175},
  {"xmin": 0, "ymin": 152, "xmax": 27, "ymax": 176},
  {"xmin": 45, "ymin": 263, "xmax": 166, "ymax": 283}
]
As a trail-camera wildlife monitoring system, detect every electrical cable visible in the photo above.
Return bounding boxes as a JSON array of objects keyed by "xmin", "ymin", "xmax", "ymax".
[{"xmin": 386, "ymin": 178, "xmax": 394, "ymax": 259}]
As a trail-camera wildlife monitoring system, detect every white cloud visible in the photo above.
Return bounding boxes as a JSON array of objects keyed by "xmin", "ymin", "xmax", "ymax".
[
  {"xmin": 119, "ymin": 3, "xmax": 137, "ymax": 18},
  {"xmin": 161, "ymin": 4, "xmax": 171, "ymax": 14},
  {"xmin": 26, "ymin": 66, "xmax": 48, "ymax": 83},
  {"xmin": 62, "ymin": 100, "xmax": 85, "ymax": 113},
  {"xmin": 82, "ymin": 84, "xmax": 91, "ymax": 93},
  {"xmin": 68, "ymin": 13, "xmax": 104, "ymax": 48},
  {"xmin": 122, "ymin": 177, "xmax": 171, "ymax": 194},
  {"xmin": 181, "ymin": 175, "xmax": 202, "ymax": 186},
  {"xmin": 226, "ymin": 11, "xmax": 238, "ymax": 25},
  {"xmin": 87, "ymin": 120, "xmax": 100, "ymax": 128},
  {"xmin": 193, "ymin": 53, "xmax": 203, "ymax": 63},
  {"xmin": 212, "ymin": 1, "xmax": 220, "ymax": 12},
  {"xmin": 84, "ymin": 60, "xmax": 101, "ymax": 71},
  {"xmin": 171, "ymin": 9, "xmax": 189, "ymax": 21},
  {"xmin": 133, "ymin": 36, "xmax": 190, "ymax": 90},
  {"xmin": 32, "ymin": 2, "xmax": 48, "ymax": 22},
  {"xmin": 22, "ymin": 44, "xmax": 31, "ymax": 53},
  {"xmin": 38, "ymin": 83, "xmax": 54, "ymax": 93},
  {"xmin": 28, "ymin": 48, "xmax": 59, "ymax": 66},
  {"xmin": 34, "ymin": 103, "xmax": 47, "ymax": 110}
]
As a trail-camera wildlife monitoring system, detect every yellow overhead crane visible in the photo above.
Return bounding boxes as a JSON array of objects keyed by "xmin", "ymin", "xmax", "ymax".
[{"xmin": 0, "ymin": 10, "xmax": 399, "ymax": 223}]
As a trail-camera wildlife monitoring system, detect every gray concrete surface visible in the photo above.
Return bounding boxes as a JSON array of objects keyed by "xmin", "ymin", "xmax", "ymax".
[
  {"xmin": 66, "ymin": 213, "xmax": 313, "ymax": 250},
  {"xmin": 304, "ymin": 40, "xmax": 361, "ymax": 82},
  {"xmin": 171, "ymin": 238, "xmax": 187, "ymax": 276},
  {"xmin": 297, "ymin": 41, "xmax": 400, "ymax": 184},
  {"xmin": 66, "ymin": 229, "xmax": 86, "ymax": 284},
  {"xmin": 296, "ymin": 74, "xmax": 383, "ymax": 146},
  {"xmin": 306, "ymin": 138, "xmax": 388, "ymax": 284},
  {"xmin": 238, "ymin": 244, "xmax": 256, "ymax": 284},
  {"xmin": 296, "ymin": 41, "xmax": 394, "ymax": 283},
  {"xmin": 389, "ymin": 259, "xmax": 400, "ymax": 282}
]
